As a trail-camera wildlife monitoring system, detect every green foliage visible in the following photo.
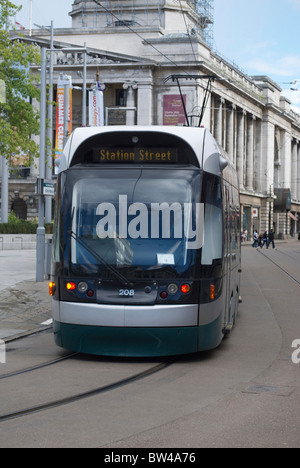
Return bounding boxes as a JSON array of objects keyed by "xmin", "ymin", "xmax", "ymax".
[
  {"xmin": 0, "ymin": 211, "xmax": 53, "ymax": 234},
  {"xmin": 0, "ymin": 220, "xmax": 38, "ymax": 234},
  {"xmin": 8, "ymin": 210, "xmax": 21, "ymax": 224},
  {"xmin": 0, "ymin": 0, "xmax": 41, "ymax": 166}
]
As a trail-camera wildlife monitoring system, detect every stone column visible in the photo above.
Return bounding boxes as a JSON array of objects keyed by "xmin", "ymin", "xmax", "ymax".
[
  {"xmin": 226, "ymin": 104, "xmax": 235, "ymax": 162},
  {"xmin": 274, "ymin": 128, "xmax": 281, "ymax": 190},
  {"xmin": 137, "ymin": 84, "xmax": 153, "ymax": 125},
  {"xmin": 236, "ymin": 110, "xmax": 245, "ymax": 189},
  {"xmin": 254, "ymin": 118, "xmax": 262, "ymax": 193},
  {"xmin": 261, "ymin": 119, "xmax": 275, "ymax": 196},
  {"xmin": 297, "ymin": 144, "xmax": 300, "ymax": 201},
  {"xmin": 246, "ymin": 114, "xmax": 255, "ymax": 192},
  {"xmin": 123, "ymin": 82, "xmax": 138, "ymax": 125},
  {"xmin": 292, "ymin": 139, "xmax": 298, "ymax": 200},
  {"xmin": 281, "ymin": 131, "xmax": 291, "ymax": 189},
  {"xmin": 214, "ymin": 97, "xmax": 223, "ymax": 147}
]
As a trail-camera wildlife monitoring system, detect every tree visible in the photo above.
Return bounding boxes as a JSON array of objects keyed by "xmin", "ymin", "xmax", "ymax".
[{"xmin": 0, "ymin": 0, "xmax": 41, "ymax": 166}]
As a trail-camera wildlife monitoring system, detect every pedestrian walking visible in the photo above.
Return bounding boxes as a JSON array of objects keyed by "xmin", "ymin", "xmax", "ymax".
[
  {"xmin": 241, "ymin": 229, "xmax": 248, "ymax": 243},
  {"xmin": 258, "ymin": 233, "xmax": 262, "ymax": 248},
  {"xmin": 267, "ymin": 229, "xmax": 275, "ymax": 249},
  {"xmin": 260, "ymin": 231, "xmax": 268, "ymax": 248},
  {"xmin": 252, "ymin": 230, "xmax": 259, "ymax": 248}
]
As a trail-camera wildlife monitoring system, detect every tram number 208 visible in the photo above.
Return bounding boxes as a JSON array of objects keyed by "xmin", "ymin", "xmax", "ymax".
[{"xmin": 119, "ymin": 289, "xmax": 135, "ymax": 296}]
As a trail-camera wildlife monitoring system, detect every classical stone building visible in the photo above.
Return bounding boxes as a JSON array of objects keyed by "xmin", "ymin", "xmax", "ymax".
[{"xmin": 1, "ymin": 0, "xmax": 300, "ymax": 238}]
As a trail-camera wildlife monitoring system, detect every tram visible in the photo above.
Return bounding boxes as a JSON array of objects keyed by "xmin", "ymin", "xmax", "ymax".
[{"xmin": 49, "ymin": 126, "xmax": 241, "ymax": 357}]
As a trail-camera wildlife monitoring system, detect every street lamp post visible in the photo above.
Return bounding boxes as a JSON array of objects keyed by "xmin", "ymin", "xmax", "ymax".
[
  {"xmin": 0, "ymin": 157, "xmax": 8, "ymax": 223},
  {"xmin": 36, "ymin": 47, "xmax": 47, "ymax": 282},
  {"xmin": 0, "ymin": 79, "xmax": 7, "ymax": 223},
  {"xmin": 36, "ymin": 44, "xmax": 87, "ymax": 282},
  {"xmin": 45, "ymin": 21, "xmax": 54, "ymax": 224}
]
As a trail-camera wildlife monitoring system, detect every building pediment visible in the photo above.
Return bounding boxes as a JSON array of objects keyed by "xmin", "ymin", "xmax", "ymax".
[{"xmin": 9, "ymin": 33, "xmax": 155, "ymax": 67}]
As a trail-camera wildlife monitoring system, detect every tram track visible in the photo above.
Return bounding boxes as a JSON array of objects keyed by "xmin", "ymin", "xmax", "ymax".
[
  {"xmin": 258, "ymin": 248, "xmax": 300, "ymax": 286},
  {"xmin": 0, "ymin": 352, "xmax": 78, "ymax": 380},
  {"xmin": 0, "ymin": 357, "xmax": 177, "ymax": 423}
]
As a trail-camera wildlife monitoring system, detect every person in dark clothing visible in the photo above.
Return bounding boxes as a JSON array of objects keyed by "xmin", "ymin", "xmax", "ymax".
[
  {"xmin": 260, "ymin": 231, "xmax": 268, "ymax": 248},
  {"xmin": 267, "ymin": 229, "xmax": 275, "ymax": 249}
]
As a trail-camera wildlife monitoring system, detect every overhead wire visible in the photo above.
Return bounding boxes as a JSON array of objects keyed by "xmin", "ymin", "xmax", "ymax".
[
  {"xmin": 89, "ymin": 1, "xmax": 300, "ymax": 198},
  {"xmin": 92, "ymin": 0, "xmax": 192, "ymax": 77},
  {"xmin": 178, "ymin": 0, "xmax": 209, "ymax": 126},
  {"xmin": 90, "ymin": 0, "xmax": 269, "ymax": 128},
  {"xmin": 178, "ymin": 0, "xmax": 198, "ymax": 68},
  {"xmin": 92, "ymin": 0, "xmax": 220, "ymax": 128}
]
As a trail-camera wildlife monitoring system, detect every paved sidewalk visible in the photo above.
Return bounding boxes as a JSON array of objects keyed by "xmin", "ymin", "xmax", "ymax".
[
  {"xmin": 0, "ymin": 250, "xmax": 52, "ymax": 342},
  {"xmin": 0, "ymin": 280, "xmax": 52, "ymax": 342},
  {"xmin": 0, "ymin": 250, "xmax": 37, "ymax": 292}
]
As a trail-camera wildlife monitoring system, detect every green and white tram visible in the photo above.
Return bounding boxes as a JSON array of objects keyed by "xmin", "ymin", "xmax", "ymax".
[{"xmin": 50, "ymin": 126, "xmax": 241, "ymax": 357}]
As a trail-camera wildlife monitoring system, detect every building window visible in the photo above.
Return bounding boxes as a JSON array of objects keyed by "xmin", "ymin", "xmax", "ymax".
[
  {"xmin": 116, "ymin": 89, "xmax": 127, "ymax": 106},
  {"xmin": 9, "ymin": 167, "xmax": 30, "ymax": 179},
  {"xmin": 11, "ymin": 198, "xmax": 27, "ymax": 220},
  {"xmin": 114, "ymin": 20, "xmax": 136, "ymax": 27}
]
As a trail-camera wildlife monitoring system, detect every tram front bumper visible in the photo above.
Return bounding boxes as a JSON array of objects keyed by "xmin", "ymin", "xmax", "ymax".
[
  {"xmin": 53, "ymin": 316, "xmax": 224, "ymax": 357},
  {"xmin": 52, "ymin": 301, "xmax": 223, "ymax": 356}
]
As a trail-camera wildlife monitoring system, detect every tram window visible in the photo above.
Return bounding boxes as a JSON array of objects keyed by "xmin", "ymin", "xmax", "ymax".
[
  {"xmin": 69, "ymin": 171, "xmax": 200, "ymax": 271},
  {"xmin": 52, "ymin": 176, "xmax": 63, "ymax": 264},
  {"xmin": 201, "ymin": 175, "xmax": 223, "ymax": 265}
]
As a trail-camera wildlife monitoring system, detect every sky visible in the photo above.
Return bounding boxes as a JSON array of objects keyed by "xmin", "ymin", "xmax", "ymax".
[
  {"xmin": 10, "ymin": 0, "xmax": 300, "ymax": 112},
  {"xmin": 11, "ymin": 0, "xmax": 72, "ymax": 29},
  {"xmin": 214, "ymin": 0, "xmax": 300, "ymax": 111}
]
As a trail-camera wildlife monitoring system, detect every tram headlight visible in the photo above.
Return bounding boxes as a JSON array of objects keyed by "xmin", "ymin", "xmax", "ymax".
[
  {"xmin": 78, "ymin": 281, "xmax": 88, "ymax": 293},
  {"xmin": 167, "ymin": 283, "xmax": 178, "ymax": 295}
]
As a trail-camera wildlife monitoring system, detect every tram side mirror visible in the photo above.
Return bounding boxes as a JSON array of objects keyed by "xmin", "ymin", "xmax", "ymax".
[
  {"xmin": 54, "ymin": 153, "xmax": 67, "ymax": 173},
  {"xmin": 203, "ymin": 153, "xmax": 228, "ymax": 175},
  {"xmin": 219, "ymin": 155, "xmax": 228, "ymax": 173}
]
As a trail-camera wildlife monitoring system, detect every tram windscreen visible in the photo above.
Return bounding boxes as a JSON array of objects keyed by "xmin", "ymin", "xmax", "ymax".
[{"xmin": 68, "ymin": 169, "xmax": 202, "ymax": 278}]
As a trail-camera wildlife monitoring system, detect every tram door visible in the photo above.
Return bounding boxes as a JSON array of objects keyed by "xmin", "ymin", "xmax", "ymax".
[{"xmin": 223, "ymin": 183, "xmax": 232, "ymax": 330}]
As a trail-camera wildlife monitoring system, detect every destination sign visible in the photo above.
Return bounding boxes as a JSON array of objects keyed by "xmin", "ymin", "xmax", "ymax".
[{"xmin": 93, "ymin": 147, "xmax": 178, "ymax": 163}]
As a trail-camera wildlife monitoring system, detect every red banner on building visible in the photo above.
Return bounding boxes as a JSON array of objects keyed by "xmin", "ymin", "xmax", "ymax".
[{"xmin": 163, "ymin": 95, "xmax": 186, "ymax": 126}]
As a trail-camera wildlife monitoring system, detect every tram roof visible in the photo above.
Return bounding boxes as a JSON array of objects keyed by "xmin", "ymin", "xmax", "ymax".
[{"xmin": 58, "ymin": 126, "xmax": 228, "ymax": 176}]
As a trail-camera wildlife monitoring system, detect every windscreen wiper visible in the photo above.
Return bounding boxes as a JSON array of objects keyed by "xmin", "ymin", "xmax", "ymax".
[{"xmin": 70, "ymin": 230, "xmax": 133, "ymax": 288}]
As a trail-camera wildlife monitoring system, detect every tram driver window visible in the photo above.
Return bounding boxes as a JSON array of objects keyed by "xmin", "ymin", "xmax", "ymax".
[{"xmin": 201, "ymin": 175, "xmax": 223, "ymax": 265}]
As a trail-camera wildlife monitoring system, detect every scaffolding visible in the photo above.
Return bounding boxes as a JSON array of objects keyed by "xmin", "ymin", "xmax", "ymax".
[
  {"xmin": 72, "ymin": 0, "xmax": 214, "ymax": 45},
  {"xmin": 103, "ymin": 0, "xmax": 163, "ymax": 28},
  {"xmin": 189, "ymin": 0, "xmax": 214, "ymax": 47}
]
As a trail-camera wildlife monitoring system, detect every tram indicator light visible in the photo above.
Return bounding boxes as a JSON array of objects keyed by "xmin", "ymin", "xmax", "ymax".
[
  {"xmin": 210, "ymin": 284, "xmax": 216, "ymax": 301},
  {"xmin": 66, "ymin": 282, "xmax": 76, "ymax": 291},
  {"xmin": 49, "ymin": 282, "xmax": 56, "ymax": 296},
  {"xmin": 87, "ymin": 289, "xmax": 95, "ymax": 298},
  {"xmin": 160, "ymin": 291, "xmax": 168, "ymax": 300},
  {"xmin": 180, "ymin": 284, "xmax": 191, "ymax": 294}
]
